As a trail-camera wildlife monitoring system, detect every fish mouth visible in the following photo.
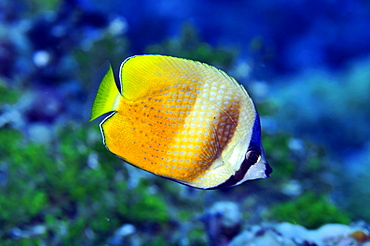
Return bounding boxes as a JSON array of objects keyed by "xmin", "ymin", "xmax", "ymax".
[{"xmin": 265, "ymin": 162, "xmax": 273, "ymax": 177}]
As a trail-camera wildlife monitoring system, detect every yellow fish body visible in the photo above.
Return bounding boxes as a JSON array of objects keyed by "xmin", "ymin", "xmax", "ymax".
[{"xmin": 90, "ymin": 55, "xmax": 271, "ymax": 189}]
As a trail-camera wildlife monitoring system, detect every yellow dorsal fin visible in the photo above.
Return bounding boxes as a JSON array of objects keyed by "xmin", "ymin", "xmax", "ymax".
[
  {"xmin": 119, "ymin": 54, "xmax": 216, "ymax": 100},
  {"xmin": 90, "ymin": 64, "xmax": 121, "ymax": 121}
]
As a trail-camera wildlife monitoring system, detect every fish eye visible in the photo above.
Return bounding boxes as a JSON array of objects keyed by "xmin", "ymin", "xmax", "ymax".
[{"xmin": 245, "ymin": 150, "xmax": 261, "ymax": 164}]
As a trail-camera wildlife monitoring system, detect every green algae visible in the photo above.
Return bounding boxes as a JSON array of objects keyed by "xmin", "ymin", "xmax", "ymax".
[
  {"xmin": 266, "ymin": 191, "xmax": 351, "ymax": 229},
  {"xmin": 0, "ymin": 124, "xmax": 170, "ymax": 244},
  {"xmin": 0, "ymin": 81, "xmax": 20, "ymax": 105}
]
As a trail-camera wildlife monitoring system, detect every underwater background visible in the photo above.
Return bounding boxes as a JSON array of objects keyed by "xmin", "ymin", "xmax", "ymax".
[{"xmin": 1, "ymin": 0, "xmax": 370, "ymax": 245}]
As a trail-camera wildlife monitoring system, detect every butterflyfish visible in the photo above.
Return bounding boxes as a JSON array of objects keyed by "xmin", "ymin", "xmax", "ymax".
[{"xmin": 90, "ymin": 54, "xmax": 272, "ymax": 189}]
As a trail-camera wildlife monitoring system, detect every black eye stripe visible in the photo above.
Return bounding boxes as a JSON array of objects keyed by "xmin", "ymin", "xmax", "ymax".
[{"xmin": 213, "ymin": 148, "xmax": 261, "ymax": 189}]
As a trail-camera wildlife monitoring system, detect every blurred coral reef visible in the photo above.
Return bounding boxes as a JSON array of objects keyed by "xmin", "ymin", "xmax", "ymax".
[{"xmin": 1, "ymin": 0, "xmax": 370, "ymax": 245}]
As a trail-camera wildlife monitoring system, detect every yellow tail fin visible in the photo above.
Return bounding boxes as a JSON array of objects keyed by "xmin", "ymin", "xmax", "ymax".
[{"xmin": 90, "ymin": 64, "xmax": 121, "ymax": 121}]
